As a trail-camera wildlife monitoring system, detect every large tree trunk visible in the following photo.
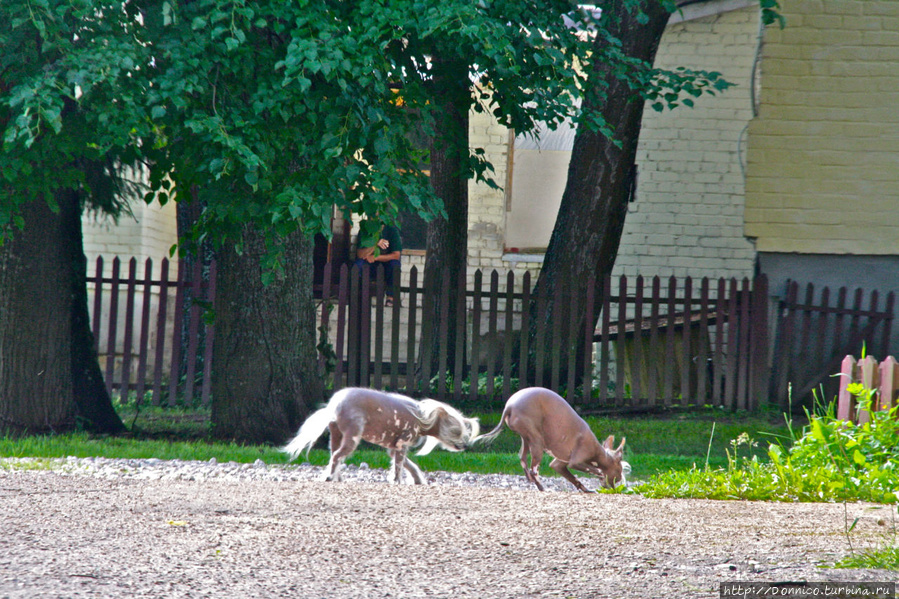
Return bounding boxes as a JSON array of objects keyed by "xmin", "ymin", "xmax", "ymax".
[
  {"xmin": 211, "ymin": 225, "xmax": 323, "ymax": 444},
  {"xmin": 530, "ymin": 1, "xmax": 670, "ymax": 386},
  {"xmin": 0, "ymin": 191, "xmax": 127, "ymax": 436},
  {"xmin": 64, "ymin": 190, "xmax": 127, "ymax": 433},
  {"xmin": 420, "ymin": 54, "xmax": 471, "ymax": 386},
  {"xmin": 0, "ymin": 195, "xmax": 77, "ymax": 434}
]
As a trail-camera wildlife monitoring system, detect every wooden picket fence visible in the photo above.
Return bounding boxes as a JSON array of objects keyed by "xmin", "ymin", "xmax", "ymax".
[
  {"xmin": 837, "ymin": 355, "xmax": 899, "ymax": 423},
  {"xmin": 89, "ymin": 256, "xmax": 215, "ymax": 406},
  {"xmin": 316, "ymin": 263, "xmax": 770, "ymax": 410},
  {"xmin": 88, "ymin": 256, "xmax": 896, "ymax": 412},
  {"xmin": 770, "ymin": 281, "xmax": 895, "ymax": 409}
]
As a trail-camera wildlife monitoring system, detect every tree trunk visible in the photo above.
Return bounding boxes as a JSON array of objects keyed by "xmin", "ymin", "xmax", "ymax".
[
  {"xmin": 211, "ymin": 225, "xmax": 323, "ymax": 444},
  {"xmin": 0, "ymin": 195, "xmax": 77, "ymax": 434},
  {"xmin": 420, "ymin": 53, "xmax": 471, "ymax": 386},
  {"xmin": 0, "ymin": 191, "xmax": 127, "ymax": 435},
  {"xmin": 64, "ymin": 190, "xmax": 127, "ymax": 433},
  {"xmin": 530, "ymin": 1, "xmax": 671, "ymax": 387}
]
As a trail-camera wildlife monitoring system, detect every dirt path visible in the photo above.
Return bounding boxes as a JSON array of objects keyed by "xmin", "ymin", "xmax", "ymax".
[{"xmin": 0, "ymin": 469, "xmax": 893, "ymax": 598}]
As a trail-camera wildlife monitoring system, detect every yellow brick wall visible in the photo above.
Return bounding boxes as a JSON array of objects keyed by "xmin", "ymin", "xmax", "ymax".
[{"xmin": 745, "ymin": 0, "xmax": 899, "ymax": 253}]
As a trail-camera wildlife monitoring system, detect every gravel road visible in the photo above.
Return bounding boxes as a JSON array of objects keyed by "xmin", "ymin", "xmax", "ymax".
[{"xmin": 1, "ymin": 458, "xmax": 894, "ymax": 598}]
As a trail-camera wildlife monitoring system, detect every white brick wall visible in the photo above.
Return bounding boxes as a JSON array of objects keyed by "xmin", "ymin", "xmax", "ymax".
[{"xmin": 613, "ymin": 4, "xmax": 759, "ymax": 281}]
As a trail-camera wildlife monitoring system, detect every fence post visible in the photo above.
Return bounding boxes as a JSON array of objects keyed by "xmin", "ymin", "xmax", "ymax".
[
  {"xmin": 748, "ymin": 275, "xmax": 769, "ymax": 410},
  {"xmin": 857, "ymin": 355, "xmax": 879, "ymax": 424},
  {"xmin": 878, "ymin": 356, "xmax": 899, "ymax": 412},
  {"xmin": 837, "ymin": 355, "xmax": 857, "ymax": 421}
]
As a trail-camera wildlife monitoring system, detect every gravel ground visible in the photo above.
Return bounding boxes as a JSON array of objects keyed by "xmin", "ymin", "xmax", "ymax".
[{"xmin": 1, "ymin": 457, "xmax": 895, "ymax": 598}]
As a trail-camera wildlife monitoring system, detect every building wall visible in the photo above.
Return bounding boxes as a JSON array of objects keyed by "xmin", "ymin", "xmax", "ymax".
[
  {"xmin": 82, "ymin": 166, "xmax": 179, "ymax": 276},
  {"xmin": 615, "ymin": 2, "xmax": 760, "ymax": 281},
  {"xmin": 744, "ymin": 0, "xmax": 899, "ymax": 255}
]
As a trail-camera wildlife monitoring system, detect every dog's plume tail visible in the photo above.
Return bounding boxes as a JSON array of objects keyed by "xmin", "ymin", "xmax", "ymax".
[{"xmin": 282, "ymin": 390, "xmax": 346, "ymax": 460}]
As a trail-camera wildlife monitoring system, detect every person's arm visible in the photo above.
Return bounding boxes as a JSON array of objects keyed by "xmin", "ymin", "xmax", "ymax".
[
  {"xmin": 357, "ymin": 245, "xmax": 377, "ymax": 261},
  {"xmin": 374, "ymin": 250, "xmax": 401, "ymax": 262}
]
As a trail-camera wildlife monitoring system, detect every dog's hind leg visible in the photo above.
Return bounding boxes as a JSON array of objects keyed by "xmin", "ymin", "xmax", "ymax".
[{"xmin": 324, "ymin": 422, "xmax": 360, "ymax": 482}]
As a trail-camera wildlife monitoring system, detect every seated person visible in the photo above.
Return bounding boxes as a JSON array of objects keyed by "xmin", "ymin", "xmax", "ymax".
[{"xmin": 354, "ymin": 224, "xmax": 402, "ymax": 305}]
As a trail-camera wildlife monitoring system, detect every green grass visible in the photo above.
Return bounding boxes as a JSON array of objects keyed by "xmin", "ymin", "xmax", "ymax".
[
  {"xmin": 1, "ymin": 403, "xmax": 796, "ymax": 480},
  {"xmin": 833, "ymin": 546, "xmax": 899, "ymax": 570}
]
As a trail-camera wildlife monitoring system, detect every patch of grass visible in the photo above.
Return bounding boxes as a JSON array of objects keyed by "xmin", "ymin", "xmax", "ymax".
[
  {"xmin": 1, "ymin": 403, "xmax": 797, "ymax": 481},
  {"xmin": 833, "ymin": 546, "xmax": 899, "ymax": 571}
]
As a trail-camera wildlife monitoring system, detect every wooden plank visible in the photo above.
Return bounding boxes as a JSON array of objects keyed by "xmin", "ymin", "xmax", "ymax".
[
  {"xmin": 812, "ymin": 286, "xmax": 830, "ymax": 379},
  {"xmin": 696, "ymin": 277, "xmax": 710, "ymax": 406},
  {"xmin": 796, "ymin": 283, "xmax": 815, "ymax": 394},
  {"xmin": 581, "ymin": 275, "xmax": 596, "ymax": 404},
  {"xmin": 566, "ymin": 275, "xmax": 578, "ymax": 402},
  {"xmin": 347, "ymin": 264, "xmax": 360, "ymax": 387},
  {"xmin": 486, "ymin": 270, "xmax": 500, "ymax": 400},
  {"xmin": 714, "ymin": 277, "xmax": 728, "ymax": 405},
  {"xmin": 437, "ymin": 269, "xmax": 451, "ymax": 399},
  {"xmin": 648, "ymin": 276, "xmax": 661, "ymax": 405},
  {"xmin": 420, "ymin": 269, "xmax": 433, "ymax": 396},
  {"xmin": 736, "ymin": 278, "xmax": 751, "ymax": 410},
  {"xmin": 837, "ymin": 355, "xmax": 857, "ymax": 421},
  {"xmin": 453, "ymin": 266, "xmax": 466, "ymax": 402},
  {"xmin": 551, "ymin": 273, "xmax": 565, "ymax": 395},
  {"xmin": 631, "ymin": 276, "xmax": 644, "ymax": 405},
  {"xmin": 390, "ymin": 265, "xmax": 402, "ymax": 391},
  {"xmin": 535, "ymin": 277, "xmax": 547, "ymax": 390},
  {"xmin": 167, "ymin": 260, "xmax": 187, "ymax": 406},
  {"xmin": 519, "ymin": 272, "xmax": 531, "ymax": 391},
  {"xmin": 748, "ymin": 275, "xmax": 769, "ymax": 409},
  {"xmin": 878, "ymin": 356, "xmax": 899, "ymax": 412},
  {"xmin": 120, "ymin": 258, "xmax": 138, "ymax": 402},
  {"xmin": 134, "ymin": 259, "xmax": 153, "ymax": 404},
  {"xmin": 846, "ymin": 287, "xmax": 864, "ymax": 355},
  {"xmin": 774, "ymin": 281, "xmax": 798, "ymax": 407},
  {"xmin": 318, "ymin": 262, "xmax": 334, "ymax": 375},
  {"xmin": 406, "ymin": 266, "xmax": 419, "ymax": 395},
  {"xmin": 857, "ymin": 355, "xmax": 878, "ymax": 424},
  {"xmin": 663, "ymin": 276, "xmax": 676, "ymax": 406},
  {"xmin": 724, "ymin": 278, "xmax": 739, "ymax": 409},
  {"xmin": 832, "ymin": 286, "xmax": 848, "ymax": 358},
  {"xmin": 373, "ymin": 266, "xmax": 385, "ymax": 389},
  {"xmin": 681, "ymin": 277, "xmax": 693, "ymax": 405},
  {"xmin": 183, "ymin": 260, "xmax": 203, "ymax": 403},
  {"xmin": 616, "ymin": 275, "xmax": 627, "ymax": 406},
  {"xmin": 469, "ymin": 270, "xmax": 483, "ymax": 402},
  {"xmin": 91, "ymin": 256, "xmax": 104, "ymax": 351},
  {"xmin": 105, "ymin": 257, "xmax": 121, "ymax": 398},
  {"xmin": 200, "ymin": 260, "xmax": 217, "ymax": 406},
  {"xmin": 334, "ymin": 263, "xmax": 350, "ymax": 388},
  {"xmin": 152, "ymin": 258, "xmax": 170, "ymax": 406},
  {"xmin": 359, "ymin": 264, "xmax": 372, "ymax": 388},
  {"xmin": 503, "ymin": 271, "xmax": 515, "ymax": 401},
  {"xmin": 598, "ymin": 275, "xmax": 611, "ymax": 404},
  {"xmin": 880, "ymin": 292, "xmax": 895, "ymax": 360}
]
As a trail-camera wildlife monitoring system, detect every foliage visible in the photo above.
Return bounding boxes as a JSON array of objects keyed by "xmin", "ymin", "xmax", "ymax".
[
  {"xmin": 638, "ymin": 383, "xmax": 899, "ymax": 504},
  {"xmin": 0, "ymin": 0, "xmax": 147, "ymax": 228}
]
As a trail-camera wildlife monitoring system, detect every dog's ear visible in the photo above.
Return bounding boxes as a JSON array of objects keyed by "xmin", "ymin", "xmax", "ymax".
[{"xmin": 603, "ymin": 435, "xmax": 615, "ymax": 450}]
